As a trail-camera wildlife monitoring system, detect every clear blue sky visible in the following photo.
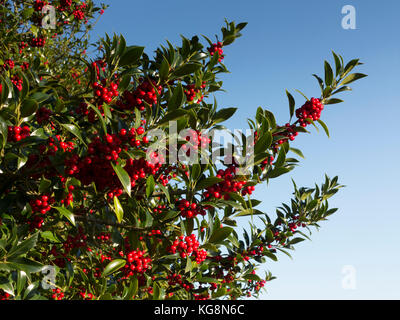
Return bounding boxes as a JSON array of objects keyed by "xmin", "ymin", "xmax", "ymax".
[{"xmin": 91, "ymin": 0, "xmax": 400, "ymax": 299}]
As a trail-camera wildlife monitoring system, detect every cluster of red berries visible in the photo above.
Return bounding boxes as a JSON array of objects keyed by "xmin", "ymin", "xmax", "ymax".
[
  {"xmin": 30, "ymin": 194, "xmax": 53, "ymax": 215},
  {"xmin": 118, "ymin": 79, "xmax": 162, "ymax": 112},
  {"xmin": 124, "ymin": 157, "xmax": 163, "ymax": 189},
  {"xmin": 3, "ymin": 59, "xmax": 15, "ymax": 70},
  {"xmin": 0, "ymin": 290, "xmax": 10, "ymax": 300},
  {"xmin": 30, "ymin": 36, "xmax": 46, "ymax": 47},
  {"xmin": 181, "ymin": 129, "xmax": 211, "ymax": 156},
  {"xmin": 11, "ymin": 75, "xmax": 23, "ymax": 91},
  {"xmin": 203, "ymin": 165, "xmax": 249, "ymax": 200},
  {"xmin": 120, "ymin": 248, "xmax": 152, "ymax": 276},
  {"xmin": 118, "ymin": 126, "xmax": 148, "ymax": 148},
  {"xmin": 152, "ymin": 204, "xmax": 167, "ymax": 214},
  {"xmin": 51, "ymin": 288, "xmax": 64, "ymax": 300},
  {"xmin": 7, "ymin": 126, "xmax": 30, "ymax": 142},
  {"xmin": 176, "ymin": 199, "xmax": 206, "ymax": 219},
  {"xmin": 296, "ymin": 97, "xmax": 324, "ymax": 127},
  {"xmin": 36, "ymin": 107, "xmax": 52, "ymax": 124},
  {"xmin": 92, "ymin": 80, "xmax": 119, "ymax": 104},
  {"xmin": 58, "ymin": 0, "xmax": 73, "ymax": 10},
  {"xmin": 79, "ymin": 291, "xmax": 95, "ymax": 300},
  {"xmin": 60, "ymin": 185, "xmax": 75, "ymax": 206},
  {"xmin": 72, "ymin": 3, "xmax": 87, "ymax": 20},
  {"xmin": 242, "ymin": 245, "xmax": 265, "ymax": 261},
  {"xmin": 33, "ymin": 0, "xmax": 47, "ymax": 11},
  {"xmin": 207, "ymin": 42, "xmax": 224, "ymax": 62},
  {"xmin": 166, "ymin": 273, "xmax": 194, "ymax": 292},
  {"xmin": 168, "ymin": 234, "xmax": 208, "ymax": 264},
  {"xmin": 21, "ymin": 62, "xmax": 29, "ymax": 70},
  {"xmin": 97, "ymin": 232, "xmax": 111, "ymax": 242},
  {"xmin": 184, "ymin": 82, "xmax": 205, "ymax": 102},
  {"xmin": 260, "ymin": 155, "xmax": 274, "ymax": 171},
  {"xmin": 40, "ymin": 135, "xmax": 75, "ymax": 156},
  {"xmin": 194, "ymin": 293, "xmax": 211, "ymax": 300},
  {"xmin": 19, "ymin": 41, "xmax": 29, "ymax": 54}
]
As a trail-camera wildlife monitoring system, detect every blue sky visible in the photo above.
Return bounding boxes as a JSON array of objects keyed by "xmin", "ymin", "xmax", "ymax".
[{"xmin": 91, "ymin": 0, "xmax": 400, "ymax": 299}]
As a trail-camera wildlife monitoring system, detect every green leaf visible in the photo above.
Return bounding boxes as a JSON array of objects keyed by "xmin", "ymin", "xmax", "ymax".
[
  {"xmin": 16, "ymin": 270, "xmax": 27, "ymax": 296},
  {"xmin": 286, "ymin": 90, "xmax": 295, "ymax": 119},
  {"xmin": 123, "ymin": 276, "xmax": 138, "ymax": 300},
  {"xmin": 168, "ymin": 82, "xmax": 184, "ymax": 111},
  {"xmin": 208, "ymin": 227, "xmax": 233, "ymax": 244},
  {"xmin": 119, "ymin": 46, "xmax": 144, "ymax": 67},
  {"xmin": 60, "ymin": 123, "xmax": 86, "ymax": 146},
  {"xmin": 317, "ymin": 119, "xmax": 330, "ymax": 138},
  {"xmin": 153, "ymin": 282, "xmax": 161, "ymax": 300},
  {"xmin": 172, "ymin": 62, "xmax": 202, "ymax": 77},
  {"xmin": 289, "ymin": 147, "xmax": 305, "ymax": 159},
  {"xmin": 40, "ymin": 231, "xmax": 59, "ymax": 243},
  {"xmin": 324, "ymin": 98, "xmax": 344, "ymax": 105},
  {"xmin": 274, "ymin": 147, "xmax": 286, "ymax": 167},
  {"xmin": 195, "ymin": 177, "xmax": 223, "ymax": 191},
  {"xmin": 146, "ymin": 175, "xmax": 155, "ymax": 197},
  {"xmin": 340, "ymin": 73, "xmax": 367, "ymax": 85},
  {"xmin": 243, "ymin": 274, "xmax": 261, "ymax": 281},
  {"xmin": 287, "ymin": 237, "xmax": 305, "ymax": 245},
  {"xmin": 7, "ymin": 233, "xmax": 39, "ymax": 260},
  {"xmin": 54, "ymin": 207, "xmax": 76, "ymax": 226},
  {"xmin": 103, "ymin": 259, "xmax": 126, "ymax": 277},
  {"xmin": 159, "ymin": 56, "xmax": 170, "ymax": 82},
  {"xmin": 0, "ymin": 115, "xmax": 7, "ymax": 149},
  {"xmin": 332, "ymin": 51, "xmax": 342, "ymax": 76},
  {"xmin": 213, "ymin": 108, "xmax": 237, "ymax": 124},
  {"xmin": 254, "ymin": 132, "xmax": 272, "ymax": 154},
  {"xmin": 111, "ymin": 163, "xmax": 131, "ymax": 197},
  {"xmin": 324, "ymin": 60, "xmax": 334, "ymax": 87},
  {"xmin": 113, "ymin": 196, "xmax": 124, "ymax": 223},
  {"xmin": 20, "ymin": 99, "xmax": 38, "ymax": 118},
  {"xmin": 158, "ymin": 109, "xmax": 187, "ymax": 125},
  {"xmin": 267, "ymin": 167, "xmax": 291, "ymax": 179}
]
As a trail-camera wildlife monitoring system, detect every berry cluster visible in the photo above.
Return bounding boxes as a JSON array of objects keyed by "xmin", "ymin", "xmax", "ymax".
[
  {"xmin": 58, "ymin": 0, "xmax": 73, "ymax": 10},
  {"xmin": 203, "ymin": 165, "xmax": 250, "ymax": 200},
  {"xmin": 33, "ymin": 0, "xmax": 47, "ymax": 11},
  {"xmin": 124, "ymin": 157, "xmax": 163, "ymax": 189},
  {"xmin": 117, "ymin": 79, "xmax": 162, "ymax": 112},
  {"xmin": 260, "ymin": 155, "xmax": 274, "ymax": 171},
  {"xmin": 79, "ymin": 291, "xmax": 95, "ymax": 300},
  {"xmin": 184, "ymin": 83, "xmax": 205, "ymax": 102},
  {"xmin": 3, "ymin": 59, "xmax": 15, "ymax": 70},
  {"xmin": 11, "ymin": 75, "xmax": 23, "ymax": 91},
  {"xmin": 92, "ymin": 80, "xmax": 119, "ymax": 104},
  {"xmin": 7, "ymin": 126, "xmax": 30, "ymax": 142},
  {"xmin": 207, "ymin": 42, "xmax": 224, "ymax": 62},
  {"xmin": 51, "ymin": 289, "xmax": 64, "ymax": 300},
  {"xmin": 36, "ymin": 107, "xmax": 52, "ymax": 124},
  {"xmin": 176, "ymin": 199, "xmax": 206, "ymax": 219},
  {"xmin": 296, "ymin": 97, "xmax": 324, "ymax": 127},
  {"xmin": 30, "ymin": 36, "xmax": 46, "ymax": 47},
  {"xmin": 120, "ymin": 248, "xmax": 152, "ymax": 276},
  {"xmin": 168, "ymin": 234, "xmax": 207, "ymax": 264},
  {"xmin": 181, "ymin": 129, "xmax": 212, "ymax": 156},
  {"xmin": 60, "ymin": 185, "xmax": 75, "ymax": 206},
  {"xmin": 30, "ymin": 194, "xmax": 53, "ymax": 215},
  {"xmin": 166, "ymin": 273, "xmax": 194, "ymax": 292},
  {"xmin": 0, "ymin": 290, "xmax": 10, "ymax": 300}
]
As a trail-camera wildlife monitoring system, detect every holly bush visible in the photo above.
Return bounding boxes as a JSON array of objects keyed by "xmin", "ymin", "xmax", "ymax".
[{"xmin": 0, "ymin": 0, "xmax": 367, "ymax": 300}]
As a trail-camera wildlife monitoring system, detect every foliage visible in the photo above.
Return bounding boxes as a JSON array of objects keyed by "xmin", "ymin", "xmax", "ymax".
[{"xmin": 0, "ymin": 0, "xmax": 366, "ymax": 300}]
